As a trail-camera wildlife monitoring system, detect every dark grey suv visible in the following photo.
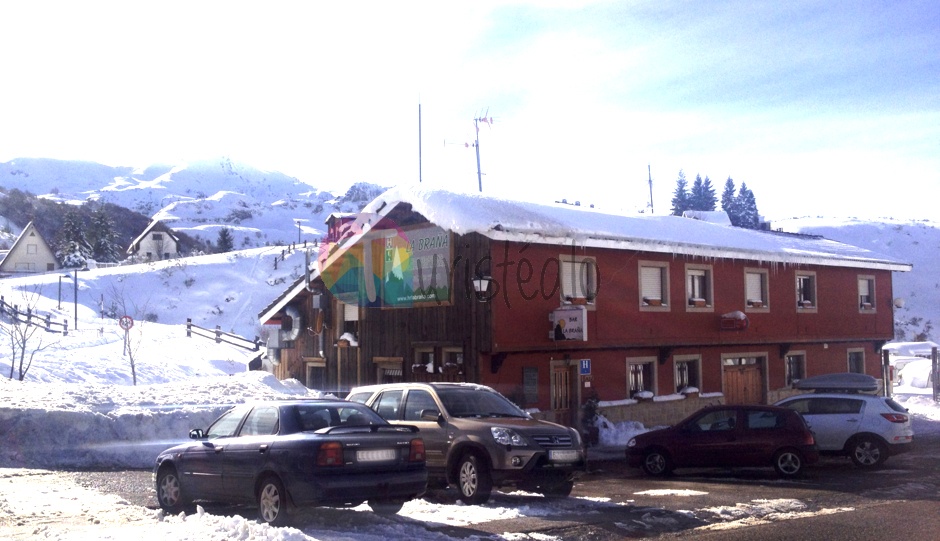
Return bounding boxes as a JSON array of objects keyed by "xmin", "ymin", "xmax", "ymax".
[{"xmin": 348, "ymin": 382, "xmax": 586, "ymax": 504}]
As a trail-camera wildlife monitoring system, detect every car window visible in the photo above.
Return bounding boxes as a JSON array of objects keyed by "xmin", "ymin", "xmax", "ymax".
[
  {"xmin": 690, "ymin": 410, "xmax": 737, "ymax": 431},
  {"xmin": 346, "ymin": 391, "xmax": 372, "ymax": 405},
  {"xmin": 884, "ymin": 398, "xmax": 908, "ymax": 413},
  {"xmin": 340, "ymin": 405, "xmax": 384, "ymax": 426},
  {"xmin": 403, "ymin": 389, "xmax": 439, "ymax": 421},
  {"xmin": 745, "ymin": 410, "xmax": 785, "ymax": 429},
  {"xmin": 436, "ymin": 387, "xmax": 527, "ymax": 418},
  {"xmin": 206, "ymin": 405, "xmax": 251, "ymax": 439},
  {"xmin": 811, "ymin": 398, "xmax": 863, "ymax": 414},
  {"xmin": 374, "ymin": 390, "xmax": 404, "ymax": 419},
  {"xmin": 240, "ymin": 406, "xmax": 279, "ymax": 436},
  {"xmin": 295, "ymin": 406, "xmax": 335, "ymax": 431}
]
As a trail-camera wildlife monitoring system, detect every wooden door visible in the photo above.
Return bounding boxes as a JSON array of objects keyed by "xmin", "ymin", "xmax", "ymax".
[
  {"xmin": 723, "ymin": 361, "xmax": 763, "ymax": 404},
  {"xmin": 551, "ymin": 365, "xmax": 573, "ymax": 426}
]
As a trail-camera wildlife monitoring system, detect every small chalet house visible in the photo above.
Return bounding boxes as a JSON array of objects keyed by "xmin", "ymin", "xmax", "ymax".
[
  {"xmin": 127, "ymin": 220, "xmax": 180, "ymax": 261},
  {"xmin": 259, "ymin": 186, "xmax": 911, "ymax": 429},
  {"xmin": 0, "ymin": 221, "xmax": 59, "ymax": 275}
]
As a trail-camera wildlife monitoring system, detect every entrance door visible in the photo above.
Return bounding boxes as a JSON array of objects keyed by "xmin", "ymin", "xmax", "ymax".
[
  {"xmin": 551, "ymin": 364, "xmax": 574, "ymax": 426},
  {"xmin": 723, "ymin": 357, "xmax": 764, "ymax": 404}
]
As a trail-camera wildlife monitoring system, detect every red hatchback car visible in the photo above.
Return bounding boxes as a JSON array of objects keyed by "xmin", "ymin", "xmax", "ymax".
[{"xmin": 626, "ymin": 405, "xmax": 819, "ymax": 478}]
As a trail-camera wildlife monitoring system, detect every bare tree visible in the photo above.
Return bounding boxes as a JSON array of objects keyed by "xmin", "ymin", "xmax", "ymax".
[
  {"xmin": 1, "ymin": 286, "xmax": 58, "ymax": 380},
  {"xmin": 105, "ymin": 282, "xmax": 153, "ymax": 385}
]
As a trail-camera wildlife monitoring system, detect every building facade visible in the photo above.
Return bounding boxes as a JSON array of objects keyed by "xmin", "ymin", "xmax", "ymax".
[{"xmin": 259, "ymin": 187, "xmax": 910, "ymax": 429}]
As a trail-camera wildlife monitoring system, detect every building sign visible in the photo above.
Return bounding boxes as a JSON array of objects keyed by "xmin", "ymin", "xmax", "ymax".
[
  {"xmin": 379, "ymin": 224, "xmax": 452, "ymax": 307},
  {"xmin": 550, "ymin": 305, "xmax": 588, "ymax": 341},
  {"xmin": 579, "ymin": 359, "xmax": 591, "ymax": 375}
]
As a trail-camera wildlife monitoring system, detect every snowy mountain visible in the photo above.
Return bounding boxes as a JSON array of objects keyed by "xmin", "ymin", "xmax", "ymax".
[{"xmin": 0, "ymin": 157, "xmax": 388, "ymax": 249}]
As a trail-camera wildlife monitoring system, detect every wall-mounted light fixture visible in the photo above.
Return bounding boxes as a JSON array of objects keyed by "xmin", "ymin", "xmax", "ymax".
[{"xmin": 472, "ymin": 275, "xmax": 492, "ymax": 302}]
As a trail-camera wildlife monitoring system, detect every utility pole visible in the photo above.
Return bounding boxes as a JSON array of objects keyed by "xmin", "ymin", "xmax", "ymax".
[{"xmin": 473, "ymin": 117, "xmax": 483, "ymax": 192}]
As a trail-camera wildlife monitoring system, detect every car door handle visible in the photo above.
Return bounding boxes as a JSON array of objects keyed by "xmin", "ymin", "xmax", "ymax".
[
  {"xmin": 258, "ymin": 445, "xmax": 269, "ymax": 453},
  {"xmin": 214, "ymin": 446, "xmax": 224, "ymax": 453}
]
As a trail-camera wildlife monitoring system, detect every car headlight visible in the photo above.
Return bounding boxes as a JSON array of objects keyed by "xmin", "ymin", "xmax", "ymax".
[
  {"xmin": 627, "ymin": 437, "xmax": 637, "ymax": 448},
  {"xmin": 491, "ymin": 427, "xmax": 526, "ymax": 446}
]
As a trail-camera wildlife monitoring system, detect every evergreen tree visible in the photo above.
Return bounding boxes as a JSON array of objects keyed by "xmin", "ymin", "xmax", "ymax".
[
  {"xmin": 736, "ymin": 183, "xmax": 760, "ymax": 229},
  {"xmin": 670, "ymin": 170, "xmax": 691, "ymax": 216},
  {"xmin": 54, "ymin": 209, "xmax": 92, "ymax": 268},
  {"xmin": 689, "ymin": 174, "xmax": 717, "ymax": 211},
  {"xmin": 721, "ymin": 176, "xmax": 743, "ymax": 226},
  {"xmin": 216, "ymin": 227, "xmax": 235, "ymax": 253},
  {"xmin": 87, "ymin": 206, "xmax": 123, "ymax": 263}
]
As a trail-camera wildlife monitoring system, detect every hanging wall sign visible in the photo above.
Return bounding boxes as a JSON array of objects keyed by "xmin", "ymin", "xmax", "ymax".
[{"xmin": 550, "ymin": 305, "xmax": 588, "ymax": 341}]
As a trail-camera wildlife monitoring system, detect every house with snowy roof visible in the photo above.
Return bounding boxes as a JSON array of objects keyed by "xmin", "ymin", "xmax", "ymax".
[
  {"xmin": 260, "ymin": 185, "xmax": 911, "ymax": 429},
  {"xmin": 126, "ymin": 220, "xmax": 180, "ymax": 261},
  {"xmin": 0, "ymin": 221, "xmax": 59, "ymax": 275}
]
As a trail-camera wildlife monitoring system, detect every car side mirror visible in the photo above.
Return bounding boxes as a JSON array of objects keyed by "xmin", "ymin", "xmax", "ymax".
[
  {"xmin": 420, "ymin": 409, "xmax": 441, "ymax": 422},
  {"xmin": 189, "ymin": 428, "xmax": 205, "ymax": 440}
]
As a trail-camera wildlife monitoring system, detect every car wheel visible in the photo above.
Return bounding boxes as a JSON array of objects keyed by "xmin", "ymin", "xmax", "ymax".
[
  {"xmin": 156, "ymin": 465, "xmax": 186, "ymax": 513},
  {"xmin": 849, "ymin": 436, "xmax": 888, "ymax": 468},
  {"xmin": 456, "ymin": 453, "xmax": 493, "ymax": 505},
  {"xmin": 368, "ymin": 499, "xmax": 405, "ymax": 515},
  {"xmin": 773, "ymin": 448, "xmax": 804, "ymax": 478},
  {"xmin": 257, "ymin": 476, "xmax": 290, "ymax": 526},
  {"xmin": 539, "ymin": 478, "xmax": 574, "ymax": 498},
  {"xmin": 641, "ymin": 449, "xmax": 673, "ymax": 476}
]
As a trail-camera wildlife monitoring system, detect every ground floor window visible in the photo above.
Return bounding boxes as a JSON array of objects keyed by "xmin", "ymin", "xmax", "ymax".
[
  {"xmin": 674, "ymin": 355, "xmax": 701, "ymax": 393},
  {"xmin": 785, "ymin": 353, "xmax": 806, "ymax": 386},
  {"xmin": 848, "ymin": 349, "xmax": 865, "ymax": 374},
  {"xmin": 627, "ymin": 357, "xmax": 656, "ymax": 397}
]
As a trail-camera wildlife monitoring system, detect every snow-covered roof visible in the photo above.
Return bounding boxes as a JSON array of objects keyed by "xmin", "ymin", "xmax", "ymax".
[{"xmin": 358, "ymin": 185, "xmax": 911, "ymax": 272}]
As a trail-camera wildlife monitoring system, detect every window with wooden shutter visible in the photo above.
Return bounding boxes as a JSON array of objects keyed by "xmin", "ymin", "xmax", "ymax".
[
  {"xmin": 560, "ymin": 255, "xmax": 597, "ymax": 305},
  {"xmin": 640, "ymin": 264, "xmax": 668, "ymax": 307},
  {"xmin": 858, "ymin": 276, "xmax": 875, "ymax": 310},
  {"xmin": 745, "ymin": 269, "xmax": 769, "ymax": 309}
]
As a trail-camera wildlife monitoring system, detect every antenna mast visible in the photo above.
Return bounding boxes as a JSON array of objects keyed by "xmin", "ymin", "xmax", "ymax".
[
  {"xmin": 473, "ymin": 110, "xmax": 492, "ymax": 193},
  {"xmin": 418, "ymin": 102, "xmax": 423, "ymax": 183},
  {"xmin": 647, "ymin": 164, "xmax": 654, "ymax": 214}
]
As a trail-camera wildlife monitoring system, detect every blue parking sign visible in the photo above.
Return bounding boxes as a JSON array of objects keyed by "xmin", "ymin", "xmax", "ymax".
[{"xmin": 579, "ymin": 359, "xmax": 591, "ymax": 375}]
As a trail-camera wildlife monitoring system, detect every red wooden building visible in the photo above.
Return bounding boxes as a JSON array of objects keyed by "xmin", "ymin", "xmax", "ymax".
[{"xmin": 259, "ymin": 186, "xmax": 911, "ymax": 428}]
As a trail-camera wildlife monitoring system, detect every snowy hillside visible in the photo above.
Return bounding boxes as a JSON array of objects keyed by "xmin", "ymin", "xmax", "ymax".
[
  {"xmin": 0, "ymin": 157, "xmax": 388, "ymax": 249},
  {"xmin": 0, "ymin": 245, "xmax": 312, "ymax": 384},
  {"xmin": 775, "ymin": 216, "xmax": 939, "ymax": 342}
]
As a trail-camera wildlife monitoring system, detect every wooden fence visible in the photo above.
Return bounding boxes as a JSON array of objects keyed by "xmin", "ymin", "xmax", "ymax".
[
  {"xmin": 185, "ymin": 318, "xmax": 261, "ymax": 352},
  {"xmin": 0, "ymin": 296, "xmax": 69, "ymax": 335}
]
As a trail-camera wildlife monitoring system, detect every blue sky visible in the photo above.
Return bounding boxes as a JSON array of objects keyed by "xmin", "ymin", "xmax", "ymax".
[{"xmin": 1, "ymin": 1, "xmax": 937, "ymax": 220}]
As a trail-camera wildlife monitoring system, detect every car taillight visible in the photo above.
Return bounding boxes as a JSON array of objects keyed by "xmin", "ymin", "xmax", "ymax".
[
  {"xmin": 881, "ymin": 413, "xmax": 909, "ymax": 423},
  {"xmin": 317, "ymin": 441, "xmax": 344, "ymax": 466},
  {"xmin": 409, "ymin": 438, "xmax": 425, "ymax": 462}
]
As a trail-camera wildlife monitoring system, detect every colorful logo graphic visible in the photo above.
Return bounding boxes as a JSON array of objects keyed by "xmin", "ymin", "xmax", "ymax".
[{"xmin": 317, "ymin": 214, "xmax": 452, "ymax": 308}]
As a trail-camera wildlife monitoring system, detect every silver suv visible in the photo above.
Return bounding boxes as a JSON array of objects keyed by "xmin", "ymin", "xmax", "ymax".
[
  {"xmin": 348, "ymin": 382, "xmax": 585, "ymax": 504},
  {"xmin": 774, "ymin": 375, "xmax": 914, "ymax": 468}
]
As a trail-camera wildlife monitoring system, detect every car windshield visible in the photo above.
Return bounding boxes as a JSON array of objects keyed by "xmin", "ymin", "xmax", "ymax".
[{"xmin": 436, "ymin": 387, "xmax": 528, "ymax": 418}]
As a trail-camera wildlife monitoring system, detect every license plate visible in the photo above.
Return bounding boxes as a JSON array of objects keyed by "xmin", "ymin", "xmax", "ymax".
[
  {"xmin": 357, "ymin": 449, "xmax": 396, "ymax": 462},
  {"xmin": 549, "ymin": 449, "xmax": 580, "ymax": 462}
]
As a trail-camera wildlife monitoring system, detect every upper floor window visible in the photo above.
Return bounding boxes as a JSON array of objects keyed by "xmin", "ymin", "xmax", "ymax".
[
  {"xmin": 796, "ymin": 272, "xmax": 817, "ymax": 310},
  {"xmin": 560, "ymin": 255, "xmax": 597, "ymax": 305},
  {"xmin": 639, "ymin": 261, "xmax": 669, "ymax": 309},
  {"xmin": 858, "ymin": 276, "xmax": 875, "ymax": 311},
  {"xmin": 745, "ymin": 268, "xmax": 769, "ymax": 310},
  {"xmin": 685, "ymin": 264, "xmax": 713, "ymax": 310},
  {"xmin": 152, "ymin": 233, "xmax": 163, "ymax": 241},
  {"xmin": 27, "ymin": 243, "xmax": 38, "ymax": 254}
]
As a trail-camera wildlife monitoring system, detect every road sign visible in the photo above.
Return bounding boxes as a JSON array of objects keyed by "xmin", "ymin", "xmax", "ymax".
[{"xmin": 119, "ymin": 315, "xmax": 134, "ymax": 330}]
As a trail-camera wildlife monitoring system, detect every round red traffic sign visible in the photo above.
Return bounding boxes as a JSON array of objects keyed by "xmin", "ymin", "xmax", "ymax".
[{"xmin": 119, "ymin": 315, "xmax": 134, "ymax": 330}]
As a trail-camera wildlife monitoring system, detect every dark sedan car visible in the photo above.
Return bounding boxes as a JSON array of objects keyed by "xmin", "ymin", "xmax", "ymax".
[
  {"xmin": 626, "ymin": 405, "xmax": 819, "ymax": 478},
  {"xmin": 154, "ymin": 399, "xmax": 427, "ymax": 525}
]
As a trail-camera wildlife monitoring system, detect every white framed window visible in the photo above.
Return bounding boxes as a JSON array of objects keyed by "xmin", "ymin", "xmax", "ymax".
[
  {"xmin": 685, "ymin": 264, "xmax": 713, "ymax": 310},
  {"xmin": 745, "ymin": 268, "xmax": 769, "ymax": 311},
  {"xmin": 639, "ymin": 261, "xmax": 669, "ymax": 310},
  {"xmin": 674, "ymin": 355, "xmax": 701, "ymax": 394},
  {"xmin": 26, "ymin": 243, "xmax": 38, "ymax": 254},
  {"xmin": 796, "ymin": 271, "xmax": 817, "ymax": 311},
  {"xmin": 626, "ymin": 356, "xmax": 657, "ymax": 397},
  {"xmin": 560, "ymin": 255, "xmax": 598, "ymax": 306},
  {"xmin": 858, "ymin": 275, "xmax": 876, "ymax": 311},
  {"xmin": 848, "ymin": 348, "xmax": 865, "ymax": 374}
]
